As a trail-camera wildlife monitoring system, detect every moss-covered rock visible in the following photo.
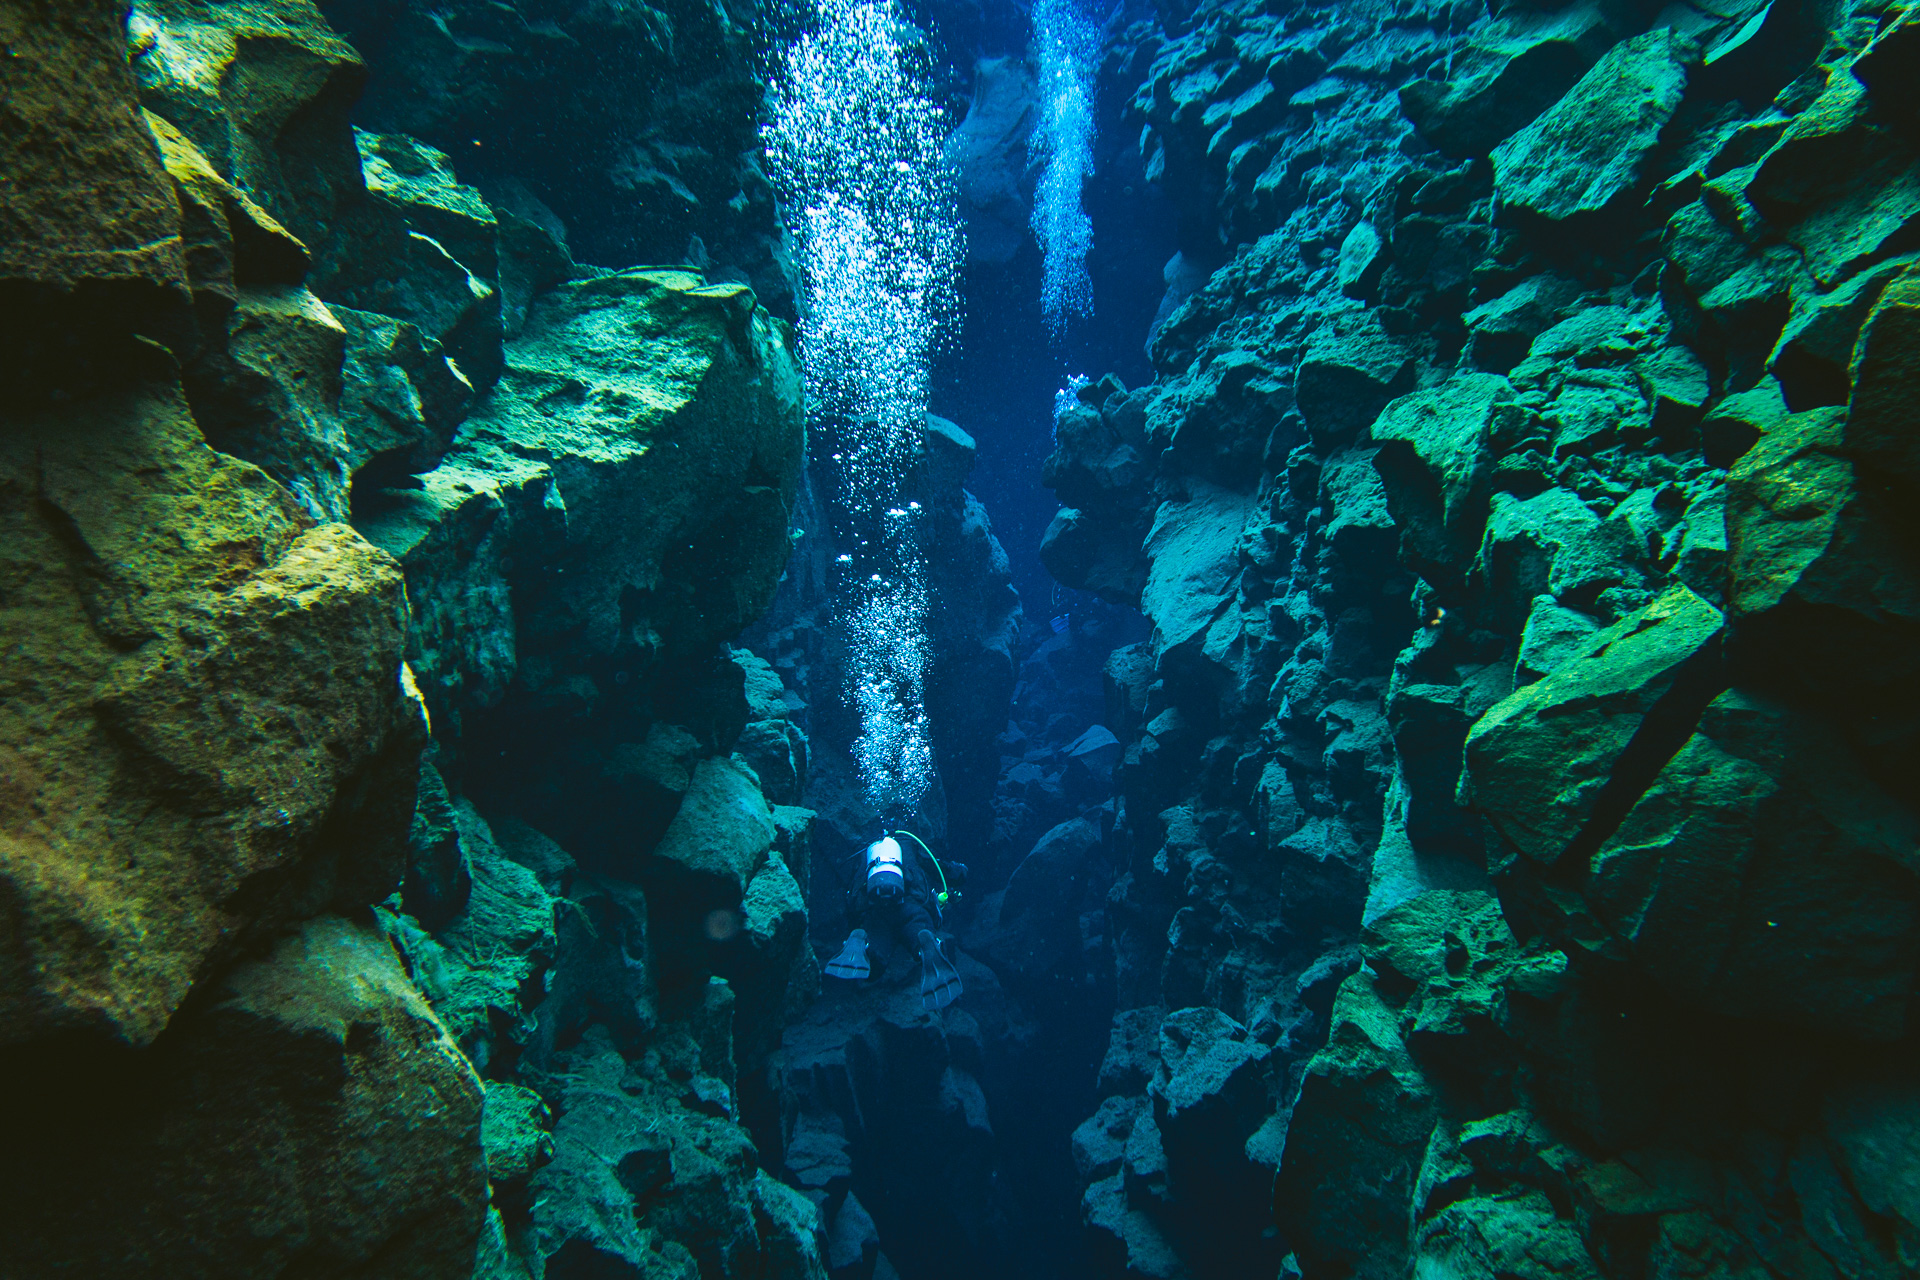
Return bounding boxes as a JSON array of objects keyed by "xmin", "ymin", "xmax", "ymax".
[
  {"xmin": 361, "ymin": 269, "xmax": 804, "ymax": 736},
  {"xmin": 1492, "ymin": 29, "xmax": 1692, "ymax": 223},
  {"xmin": 9, "ymin": 914, "xmax": 487, "ymax": 1277},
  {"xmin": 386, "ymin": 795, "xmax": 557, "ymax": 1067},
  {"xmin": 653, "ymin": 756, "xmax": 778, "ymax": 897},
  {"xmin": 1846, "ymin": 263, "xmax": 1920, "ymax": 489},
  {"xmin": 526, "ymin": 1038, "xmax": 825, "ymax": 1279},
  {"xmin": 1371, "ymin": 373, "xmax": 1513, "ymax": 592},
  {"xmin": 1584, "ymin": 689, "xmax": 1917, "ymax": 1040},
  {"xmin": 1399, "ymin": 4, "xmax": 1616, "ymax": 157},
  {"xmin": 1, "ymin": 383, "xmax": 424, "ymax": 1046},
  {"xmin": 1, "ymin": 0, "xmax": 188, "ymax": 304},
  {"xmin": 1724, "ymin": 395, "xmax": 1920, "ymax": 779},
  {"xmin": 1272, "ymin": 971, "xmax": 1437, "ymax": 1279},
  {"xmin": 483, "ymin": 1080, "xmax": 555, "ymax": 1187},
  {"xmin": 129, "ymin": 0, "xmax": 367, "ymax": 250},
  {"xmin": 1464, "ymin": 585, "xmax": 1724, "ymax": 870},
  {"xmin": 1747, "ymin": 69, "xmax": 1920, "ymax": 287},
  {"xmin": 312, "ymin": 129, "xmax": 505, "ymax": 392},
  {"xmin": 143, "ymin": 108, "xmax": 309, "ymax": 304}
]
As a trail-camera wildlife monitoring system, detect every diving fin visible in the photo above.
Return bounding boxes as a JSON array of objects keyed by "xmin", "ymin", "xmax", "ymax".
[
  {"xmin": 917, "ymin": 929, "xmax": 962, "ymax": 1010},
  {"xmin": 825, "ymin": 928, "xmax": 870, "ymax": 980}
]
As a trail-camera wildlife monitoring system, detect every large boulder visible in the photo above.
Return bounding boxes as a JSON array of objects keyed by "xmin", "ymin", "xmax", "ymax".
[
  {"xmin": 1040, "ymin": 506, "xmax": 1152, "ymax": 606},
  {"xmin": 1273, "ymin": 972, "xmax": 1437, "ymax": 1279},
  {"xmin": 526, "ymin": 1037, "xmax": 826, "ymax": 1279},
  {"xmin": 986, "ymin": 816, "xmax": 1107, "ymax": 984},
  {"xmin": 1845, "ymin": 264, "xmax": 1920, "ymax": 490},
  {"xmin": 1464, "ymin": 585, "xmax": 1725, "ymax": 870},
  {"xmin": 1723, "ymin": 400, "xmax": 1920, "ymax": 775},
  {"xmin": 652, "ymin": 756, "xmax": 778, "ymax": 897},
  {"xmin": 1370, "ymin": 373, "xmax": 1514, "ymax": 593},
  {"xmin": 311, "ymin": 129, "xmax": 505, "ymax": 391},
  {"xmin": 384, "ymin": 795, "xmax": 557, "ymax": 1068},
  {"xmin": 1149, "ymin": 1008, "xmax": 1275, "ymax": 1269},
  {"xmin": 1294, "ymin": 312, "xmax": 1414, "ymax": 447},
  {"xmin": 450, "ymin": 269, "xmax": 804, "ymax": 667},
  {"xmin": 1492, "ymin": 28, "xmax": 1692, "ymax": 222},
  {"xmin": 1399, "ymin": 3, "xmax": 1615, "ymax": 157},
  {"xmin": 1041, "ymin": 385, "xmax": 1156, "ymax": 607},
  {"xmin": 1, "ymin": 382, "xmax": 425, "ymax": 1047},
  {"xmin": 1469, "ymin": 487, "xmax": 1641, "ymax": 632},
  {"xmin": 141, "ymin": 107, "xmax": 309, "ymax": 307},
  {"xmin": 129, "ymin": 0, "xmax": 368, "ymax": 251},
  {"xmin": 356, "ymin": 268, "xmax": 805, "ymax": 739},
  {"xmin": 1140, "ymin": 483, "xmax": 1257, "ymax": 657},
  {"xmin": 9, "ymin": 914, "xmax": 488, "ymax": 1276},
  {"xmin": 1583, "ymin": 690, "xmax": 1918, "ymax": 1040},
  {"xmin": 1746, "ymin": 70, "xmax": 1920, "ymax": 287},
  {"xmin": 1, "ymin": 0, "xmax": 196, "ymax": 375},
  {"xmin": 1725, "ymin": 406, "xmax": 1917, "ymax": 624}
]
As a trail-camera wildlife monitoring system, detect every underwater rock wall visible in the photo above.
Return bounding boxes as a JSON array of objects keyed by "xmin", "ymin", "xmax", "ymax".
[
  {"xmin": 1049, "ymin": 0, "xmax": 1920, "ymax": 1275},
  {"xmin": 314, "ymin": 0, "xmax": 794, "ymax": 316},
  {"xmin": 2, "ymin": 2, "xmax": 826, "ymax": 1277}
]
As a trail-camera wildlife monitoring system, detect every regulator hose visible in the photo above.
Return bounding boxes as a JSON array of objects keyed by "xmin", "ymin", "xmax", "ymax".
[{"xmin": 890, "ymin": 829, "xmax": 952, "ymax": 905}]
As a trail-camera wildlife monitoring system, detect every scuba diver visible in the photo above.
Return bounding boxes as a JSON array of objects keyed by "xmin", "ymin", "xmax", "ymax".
[{"xmin": 824, "ymin": 826, "xmax": 967, "ymax": 1010}]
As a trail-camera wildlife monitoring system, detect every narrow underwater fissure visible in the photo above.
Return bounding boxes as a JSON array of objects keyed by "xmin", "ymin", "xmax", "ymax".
[{"xmin": 6, "ymin": 0, "xmax": 1920, "ymax": 1277}]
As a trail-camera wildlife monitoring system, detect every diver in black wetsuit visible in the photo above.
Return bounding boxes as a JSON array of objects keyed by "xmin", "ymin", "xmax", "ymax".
[{"xmin": 824, "ymin": 828, "xmax": 967, "ymax": 1010}]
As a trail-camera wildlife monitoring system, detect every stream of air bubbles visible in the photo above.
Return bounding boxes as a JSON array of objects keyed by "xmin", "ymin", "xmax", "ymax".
[
  {"xmin": 1029, "ymin": 0, "xmax": 1098, "ymax": 343},
  {"xmin": 765, "ymin": 0, "xmax": 961, "ymax": 812}
]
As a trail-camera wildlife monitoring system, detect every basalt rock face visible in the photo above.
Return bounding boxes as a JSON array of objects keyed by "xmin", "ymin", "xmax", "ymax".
[
  {"xmin": 4, "ymin": 4, "xmax": 823, "ymax": 1278},
  {"xmin": 312, "ymin": 0, "xmax": 794, "ymax": 317},
  {"xmin": 1051, "ymin": 0, "xmax": 1920, "ymax": 1276}
]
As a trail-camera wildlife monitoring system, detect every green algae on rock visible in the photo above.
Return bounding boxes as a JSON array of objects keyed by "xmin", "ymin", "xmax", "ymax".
[
  {"xmin": 358, "ymin": 268, "xmax": 804, "ymax": 736},
  {"xmin": 1492, "ymin": 27, "xmax": 1693, "ymax": 222},
  {"xmin": 128, "ymin": 0, "xmax": 367, "ymax": 251},
  {"xmin": 1371, "ymin": 373, "xmax": 1514, "ymax": 592},
  {"xmin": 1465, "ymin": 585, "xmax": 1726, "ymax": 869},
  {"xmin": 9, "ymin": 913, "xmax": 487, "ymax": 1275},
  {"xmin": 1586, "ymin": 689, "xmax": 1918, "ymax": 1040},
  {"xmin": 0, "ymin": 384, "xmax": 424, "ymax": 1048}
]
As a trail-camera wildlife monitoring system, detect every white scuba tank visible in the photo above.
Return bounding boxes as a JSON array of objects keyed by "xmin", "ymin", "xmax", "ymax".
[{"xmin": 865, "ymin": 836, "xmax": 906, "ymax": 898}]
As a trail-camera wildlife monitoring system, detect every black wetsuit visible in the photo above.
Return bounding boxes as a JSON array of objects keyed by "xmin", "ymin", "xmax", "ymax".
[
  {"xmin": 830, "ymin": 841, "xmax": 965, "ymax": 1007},
  {"xmin": 845, "ymin": 856, "xmax": 940, "ymax": 972}
]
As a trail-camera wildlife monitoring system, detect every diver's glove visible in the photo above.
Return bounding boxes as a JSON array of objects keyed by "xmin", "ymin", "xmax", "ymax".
[
  {"xmin": 917, "ymin": 929, "xmax": 962, "ymax": 1010},
  {"xmin": 825, "ymin": 929, "xmax": 870, "ymax": 980}
]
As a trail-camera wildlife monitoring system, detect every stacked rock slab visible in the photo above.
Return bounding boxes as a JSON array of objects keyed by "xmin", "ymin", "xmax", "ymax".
[{"xmin": 1047, "ymin": 0, "xmax": 1920, "ymax": 1275}]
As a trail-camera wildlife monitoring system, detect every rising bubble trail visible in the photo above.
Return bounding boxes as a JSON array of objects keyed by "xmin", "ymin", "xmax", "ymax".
[
  {"xmin": 1030, "ymin": 0, "xmax": 1098, "ymax": 341},
  {"xmin": 765, "ymin": 0, "xmax": 961, "ymax": 811}
]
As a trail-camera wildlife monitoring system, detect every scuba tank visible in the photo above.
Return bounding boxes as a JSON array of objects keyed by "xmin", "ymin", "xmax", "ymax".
[
  {"xmin": 864, "ymin": 835, "xmax": 906, "ymax": 898},
  {"xmin": 862, "ymin": 830, "xmax": 955, "ymax": 908}
]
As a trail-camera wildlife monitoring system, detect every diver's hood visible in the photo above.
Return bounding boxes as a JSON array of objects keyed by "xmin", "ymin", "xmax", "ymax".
[{"xmin": 866, "ymin": 836, "xmax": 905, "ymax": 897}]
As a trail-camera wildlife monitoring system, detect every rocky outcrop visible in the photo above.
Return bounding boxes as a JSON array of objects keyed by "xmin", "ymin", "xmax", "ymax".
[
  {"xmin": 9, "ymin": 914, "xmax": 487, "ymax": 1277},
  {"xmin": 4, "ymin": 2, "xmax": 825, "ymax": 1276},
  {"xmin": 313, "ymin": 0, "xmax": 795, "ymax": 315},
  {"xmin": 1048, "ymin": 0, "xmax": 1920, "ymax": 1275}
]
